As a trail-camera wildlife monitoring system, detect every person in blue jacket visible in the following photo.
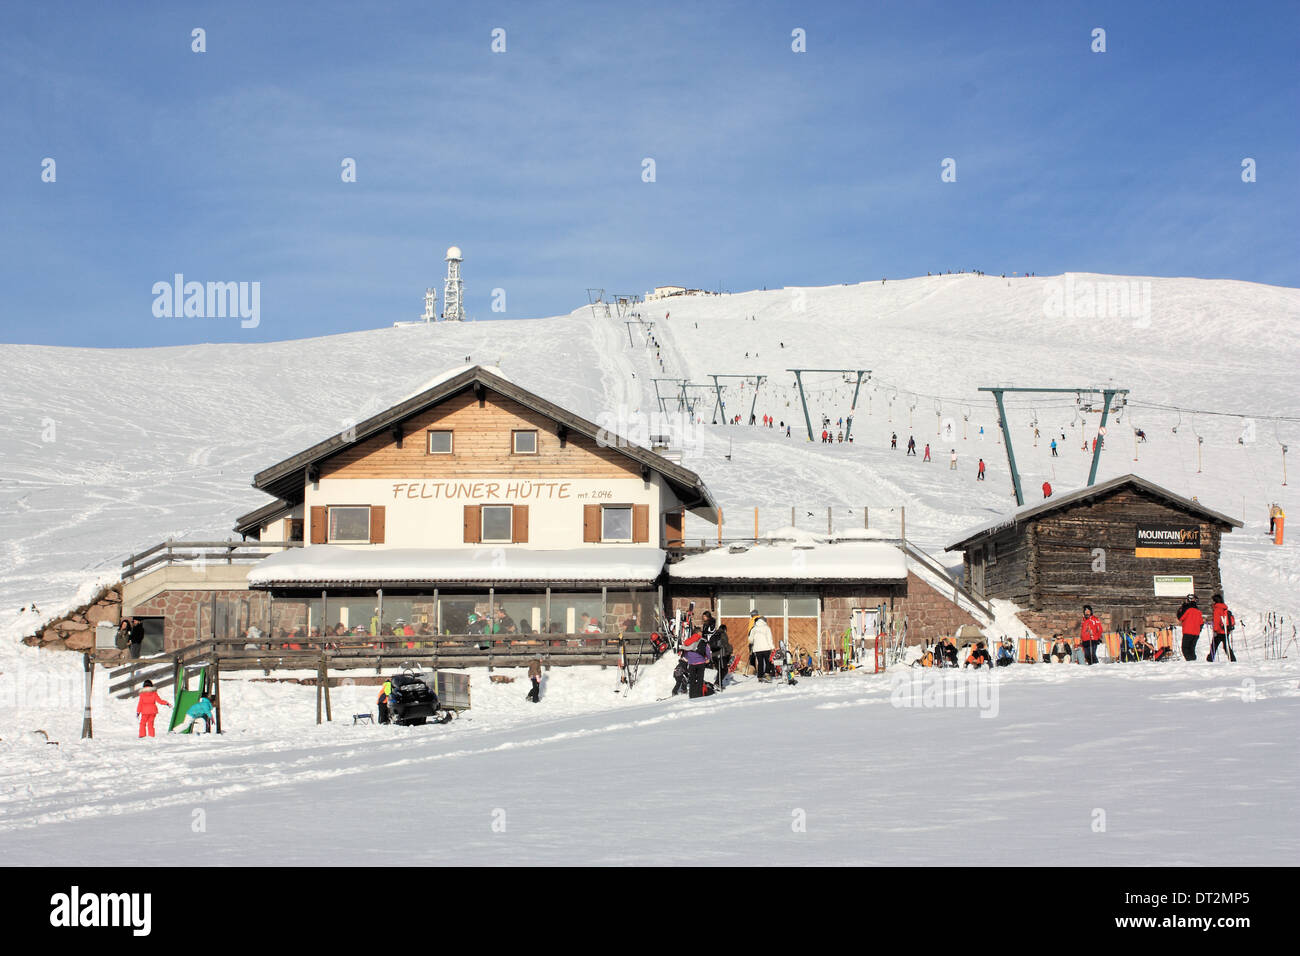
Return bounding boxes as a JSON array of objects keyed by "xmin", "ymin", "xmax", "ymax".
[{"xmin": 173, "ymin": 694, "xmax": 214, "ymax": 734}]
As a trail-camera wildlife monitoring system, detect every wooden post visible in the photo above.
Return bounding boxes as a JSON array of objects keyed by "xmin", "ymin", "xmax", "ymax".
[
  {"xmin": 321, "ymin": 653, "xmax": 332, "ymax": 723},
  {"xmin": 433, "ymin": 588, "xmax": 440, "ymax": 635},
  {"xmin": 212, "ymin": 651, "xmax": 222, "ymax": 734},
  {"xmin": 791, "ymin": 506, "xmax": 796, "ymax": 527},
  {"xmin": 377, "ymin": 588, "xmax": 383, "ymax": 636},
  {"xmin": 864, "ymin": 506, "xmax": 869, "ymax": 529},
  {"xmin": 827, "ymin": 507, "xmax": 832, "ymax": 535},
  {"xmin": 717, "ymin": 508, "xmax": 722, "ymax": 545},
  {"xmin": 315, "ymin": 663, "xmax": 323, "ymax": 725},
  {"xmin": 80, "ymin": 653, "xmax": 94, "ymax": 740},
  {"xmin": 754, "ymin": 507, "xmax": 758, "ymax": 541},
  {"xmin": 545, "ymin": 587, "xmax": 551, "ymax": 636}
]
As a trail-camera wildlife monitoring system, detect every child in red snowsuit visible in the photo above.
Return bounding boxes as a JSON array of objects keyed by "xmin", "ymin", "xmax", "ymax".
[{"xmin": 136, "ymin": 679, "xmax": 171, "ymax": 738}]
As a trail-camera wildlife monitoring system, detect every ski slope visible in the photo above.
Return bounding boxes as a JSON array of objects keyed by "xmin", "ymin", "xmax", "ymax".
[{"xmin": 1, "ymin": 272, "xmax": 1298, "ymax": 866}]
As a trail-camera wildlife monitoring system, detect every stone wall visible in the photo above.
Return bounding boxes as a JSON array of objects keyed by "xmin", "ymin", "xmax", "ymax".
[
  {"xmin": 130, "ymin": 589, "xmax": 270, "ymax": 652},
  {"xmin": 20, "ymin": 584, "xmax": 123, "ymax": 653}
]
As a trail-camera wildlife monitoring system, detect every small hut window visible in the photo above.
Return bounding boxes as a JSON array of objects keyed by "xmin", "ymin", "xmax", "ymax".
[
  {"xmin": 512, "ymin": 430, "xmax": 538, "ymax": 454},
  {"xmin": 328, "ymin": 506, "xmax": 370, "ymax": 544},
  {"xmin": 482, "ymin": 505, "xmax": 513, "ymax": 543},
  {"xmin": 427, "ymin": 430, "xmax": 453, "ymax": 454}
]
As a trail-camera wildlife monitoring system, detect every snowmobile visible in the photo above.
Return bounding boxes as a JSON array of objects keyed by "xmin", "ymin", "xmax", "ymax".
[{"xmin": 386, "ymin": 666, "xmax": 453, "ymax": 726}]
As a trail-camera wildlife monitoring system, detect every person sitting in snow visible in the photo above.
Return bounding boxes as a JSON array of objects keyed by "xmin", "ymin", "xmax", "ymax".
[
  {"xmin": 964, "ymin": 642, "xmax": 993, "ymax": 669},
  {"xmin": 173, "ymin": 694, "xmax": 214, "ymax": 734},
  {"xmin": 995, "ymin": 639, "xmax": 1015, "ymax": 666}
]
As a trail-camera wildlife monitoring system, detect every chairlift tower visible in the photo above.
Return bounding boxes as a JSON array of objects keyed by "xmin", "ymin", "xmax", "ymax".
[{"xmin": 443, "ymin": 247, "xmax": 465, "ymax": 321}]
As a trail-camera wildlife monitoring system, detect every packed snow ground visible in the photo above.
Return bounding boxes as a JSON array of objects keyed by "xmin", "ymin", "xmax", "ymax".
[
  {"xmin": 1, "ymin": 272, "xmax": 1297, "ymax": 864},
  {"xmin": 2, "ymin": 656, "xmax": 1296, "ymax": 865}
]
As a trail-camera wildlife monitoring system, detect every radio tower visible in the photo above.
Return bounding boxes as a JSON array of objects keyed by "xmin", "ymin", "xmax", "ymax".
[
  {"xmin": 420, "ymin": 287, "xmax": 437, "ymax": 323},
  {"xmin": 443, "ymin": 246, "xmax": 465, "ymax": 321}
]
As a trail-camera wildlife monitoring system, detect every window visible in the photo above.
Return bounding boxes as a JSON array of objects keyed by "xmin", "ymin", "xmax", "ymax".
[
  {"xmin": 482, "ymin": 505, "xmax": 513, "ymax": 543},
  {"xmin": 427, "ymin": 430, "xmax": 453, "ymax": 454},
  {"xmin": 602, "ymin": 505, "xmax": 633, "ymax": 542},
  {"xmin": 328, "ymin": 506, "xmax": 370, "ymax": 543},
  {"xmin": 512, "ymin": 430, "xmax": 538, "ymax": 454},
  {"xmin": 287, "ymin": 519, "xmax": 304, "ymax": 543},
  {"xmin": 987, "ymin": 542, "xmax": 998, "ymax": 565}
]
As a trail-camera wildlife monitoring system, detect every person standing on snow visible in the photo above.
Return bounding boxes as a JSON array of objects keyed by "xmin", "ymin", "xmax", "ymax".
[
  {"xmin": 527, "ymin": 658, "xmax": 543, "ymax": 702},
  {"xmin": 906, "ymin": 436, "xmax": 917, "ymax": 456},
  {"xmin": 1050, "ymin": 438, "xmax": 1058, "ymax": 457},
  {"xmin": 135, "ymin": 679, "xmax": 170, "ymax": 738},
  {"xmin": 949, "ymin": 449, "xmax": 958, "ymax": 470},
  {"xmin": 1208, "ymin": 593, "xmax": 1235, "ymax": 662},
  {"xmin": 923, "ymin": 443, "xmax": 931, "ymax": 462},
  {"xmin": 891, "ymin": 432, "xmax": 898, "ymax": 450},
  {"xmin": 977, "ymin": 459, "xmax": 986, "ymax": 480},
  {"xmin": 1079, "ymin": 605, "xmax": 1104, "ymax": 665},
  {"xmin": 747, "ymin": 611, "xmax": 775, "ymax": 682},
  {"xmin": 1042, "ymin": 481, "xmax": 1052, "ymax": 498},
  {"xmin": 1177, "ymin": 594, "xmax": 1203, "ymax": 661},
  {"xmin": 682, "ymin": 629, "xmax": 712, "ymax": 698}
]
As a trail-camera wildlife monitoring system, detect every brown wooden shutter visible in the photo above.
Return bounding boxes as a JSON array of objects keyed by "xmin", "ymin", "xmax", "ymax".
[
  {"xmin": 310, "ymin": 506, "xmax": 327, "ymax": 544},
  {"xmin": 632, "ymin": 504, "xmax": 650, "ymax": 543},
  {"xmin": 369, "ymin": 505, "xmax": 386, "ymax": 544},
  {"xmin": 665, "ymin": 510, "xmax": 684, "ymax": 547},
  {"xmin": 583, "ymin": 504, "xmax": 601, "ymax": 543},
  {"xmin": 512, "ymin": 505, "xmax": 529, "ymax": 543},
  {"xmin": 463, "ymin": 505, "xmax": 482, "ymax": 543}
]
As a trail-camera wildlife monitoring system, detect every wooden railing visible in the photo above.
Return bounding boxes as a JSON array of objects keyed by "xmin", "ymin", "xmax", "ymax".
[
  {"xmin": 121, "ymin": 539, "xmax": 303, "ymax": 582},
  {"xmin": 99, "ymin": 633, "xmax": 648, "ymax": 698}
]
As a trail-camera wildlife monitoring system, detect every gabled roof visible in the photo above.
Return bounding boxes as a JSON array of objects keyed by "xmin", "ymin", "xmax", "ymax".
[
  {"xmin": 945, "ymin": 473, "xmax": 1243, "ymax": 552},
  {"xmin": 249, "ymin": 365, "xmax": 718, "ymax": 518},
  {"xmin": 234, "ymin": 498, "xmax": 296, "ymax": 538}
]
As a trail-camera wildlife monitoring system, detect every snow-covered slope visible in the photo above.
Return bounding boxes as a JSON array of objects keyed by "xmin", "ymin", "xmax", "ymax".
[
  {"xmin": 2, "ymin": 272, "xmax": 1298, "ymax": 865},
  {"xmin": 3, "ymin": 272, "xmax": 1295, "ymax": 655}
]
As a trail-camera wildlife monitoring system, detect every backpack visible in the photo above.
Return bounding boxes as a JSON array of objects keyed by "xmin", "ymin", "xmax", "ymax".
[
  {"xmin": 710, "ymin": 625, "xmax": 731, "ymax": 658},
  {"xmin": 1226, "ymin": 609, "xmax": 1236, "ymax": 633}
]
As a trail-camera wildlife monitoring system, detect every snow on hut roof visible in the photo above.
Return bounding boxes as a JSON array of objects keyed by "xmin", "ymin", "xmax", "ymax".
[
  {"xmin": 247, "ymin": 545, "xmax": 666, "ymax": 588},
  {"xmin": 668, "ymin": 538, "xmax": 907, "ymax": 581}
]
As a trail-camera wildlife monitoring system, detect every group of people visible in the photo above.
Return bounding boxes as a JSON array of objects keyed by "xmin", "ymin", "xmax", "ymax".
[
  {"xmin": 115, "ymin": 616, "xmax": 145, "ymax": 658},
  {"xmin": 671, "ymin": 608, "xmax": 803, "ymax": 698},
  {"xmin": 896, "ymin": 433, "xmax": 986, "ymax": 479}
]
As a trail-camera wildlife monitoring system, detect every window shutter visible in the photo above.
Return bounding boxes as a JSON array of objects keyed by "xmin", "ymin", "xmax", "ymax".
[
  {"xmin": 310, "ymin": 506, "xmax": 327, "ymax": 544},
  {"xmin": 665, "ymin": 510, "xmax": 684, "ymax": 547},
  {"xmin": 632, "ymin": 504, "xmax": 650, "ymax": 543},
  {"xmin": 512, "ymin": 505, "xmax": 529, "ymax": 543},
  {"xmin": 464, "ymin": 505, "xmax": 482, "ymax": 544},
  {"xmin": 369, "ymin": 505, "xmax": 386, "ymax": 544},
  {"xmin": 583, "ymin": 504, "xmax": 601, "ymax": 543}
]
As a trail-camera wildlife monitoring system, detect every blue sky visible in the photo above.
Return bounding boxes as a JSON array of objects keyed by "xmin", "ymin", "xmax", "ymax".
[{"xmin": 2, "ymin": 0, "xmax": 1296, "ymax": 346}]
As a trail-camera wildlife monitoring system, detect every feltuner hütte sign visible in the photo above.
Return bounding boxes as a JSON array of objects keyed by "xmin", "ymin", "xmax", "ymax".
[{"xmin": 1135, "ymin": 524, "xmax": 1202, "ymax": 558}]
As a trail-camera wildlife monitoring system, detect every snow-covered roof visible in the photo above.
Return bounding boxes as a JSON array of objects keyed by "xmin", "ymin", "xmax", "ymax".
[
  {"xmin": 668, "ymin": 539, "xmax": 907, "ymax": 581},
  {"xmin": 247, "ymin": 545, "xmax": 666, "ymax": 587}
]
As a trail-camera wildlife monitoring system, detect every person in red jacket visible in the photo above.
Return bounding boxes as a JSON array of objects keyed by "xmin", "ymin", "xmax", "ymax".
[
  {"xmin": 1208, "ymin": 593, "xmax": 1235, "ymax": 662},
  {"xmin": 1177, "ymin": 594, "xmax": 1204, "ymax": 661},
  {"xmin": 1079, "ymin": 605, "xmax": 1104, "ymax": 665},
  {"xmin": 1042, "ymin": 481, "xmax": 1052, "ymax": 498},
  {"xmin": 136, "ymin": 679, "xmax": 171, "ymax": 738}
]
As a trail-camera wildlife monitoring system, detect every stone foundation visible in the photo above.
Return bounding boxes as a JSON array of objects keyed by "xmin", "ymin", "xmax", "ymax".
[{"xmin": 20, "ymin": 584, "xmax": 122, "ymax": 653}]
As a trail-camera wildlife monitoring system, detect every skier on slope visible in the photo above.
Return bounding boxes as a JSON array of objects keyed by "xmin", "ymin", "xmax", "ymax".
[
  {"xmin": 906, "ymin": 436, "xmax": 916, "ymax": 456},
  {"xmin": 1177, "ymin": 594, "xmax": 1204, "ymax": 661},
  {"xmin": 949, "ymin": 449, "xmax": 958, "ymax": 470},
  {"xmin": 977, "ymin": 459, "xmax": 986, "ymax": 480},
  {"xmin": 891, "ymin": 432, "xmax": 898, "ymax": 449},
  {"xmin": 923, "ymin": 443, "xmax": 931, "ymax": 462}
]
